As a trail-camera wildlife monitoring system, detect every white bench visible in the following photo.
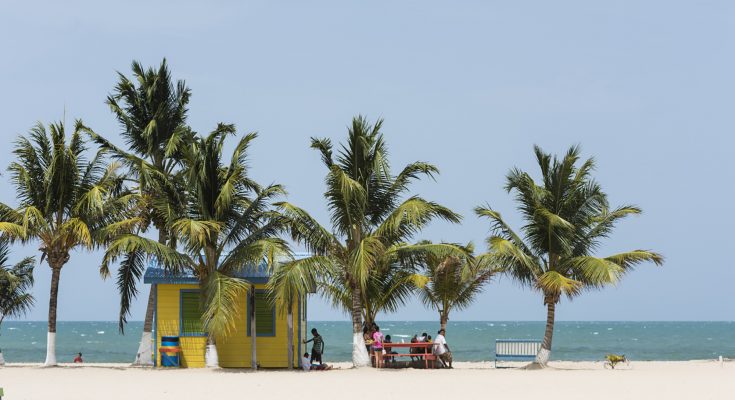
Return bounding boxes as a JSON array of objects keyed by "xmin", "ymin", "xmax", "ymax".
[{"xmin": 495, "ymin": 339, "xmax": 542, "ymax": 368}]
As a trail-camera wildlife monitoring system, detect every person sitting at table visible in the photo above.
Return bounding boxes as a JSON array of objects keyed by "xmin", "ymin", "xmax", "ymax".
[
  {"xmin": 383, "ymin": 335, "xmax": 398, "ymax": 365},
  {"xmin": 410, "ymin": 334, "xmax": 419, "ymax": 361}
]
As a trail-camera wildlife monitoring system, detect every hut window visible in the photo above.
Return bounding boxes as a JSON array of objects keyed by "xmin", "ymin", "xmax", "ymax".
[
  {"xmin": 180, "ymin": 290, "xmax": 205, "ymax": 336},
  {"xmin": 247, "ymin": 291, "xmax": 276, "ymax": 336}
]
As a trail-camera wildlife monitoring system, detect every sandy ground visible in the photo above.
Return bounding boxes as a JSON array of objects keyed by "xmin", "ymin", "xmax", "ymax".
[{"xmin": 1, "ymin": 360, "xmax": 733, "ymax": 400}]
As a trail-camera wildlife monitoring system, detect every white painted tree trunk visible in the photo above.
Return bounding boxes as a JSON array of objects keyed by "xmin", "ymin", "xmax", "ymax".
[
  {"xmin": 44, "ymin": 332, "xmax": 57, "ymax": 366},
  {"xmin": 205, "ymin": 343, "xmax": 219, "ymax": 367},
  {"xmin": 134, "ymin": 331, "xmax": 154, "ymax": 366},
  {"xmin": 133, "ymin": 285, "xmax": 155, "ymax": 366},
  {"xmin": 535, "ymin": 347, "xmax": 550, "ymax": 365},
  {"xmin": 352, "ymin": 332, "xmax": 370, "ymax": 367}
]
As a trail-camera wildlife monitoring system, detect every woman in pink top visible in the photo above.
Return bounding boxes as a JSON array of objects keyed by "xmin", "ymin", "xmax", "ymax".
[
  {"xmin": 371, "ymin": 325, "xmax": 384, "ymax": 366},
  {"xmin": 372, "ymin": 325, "xmax": 384, "ymax": 351}
]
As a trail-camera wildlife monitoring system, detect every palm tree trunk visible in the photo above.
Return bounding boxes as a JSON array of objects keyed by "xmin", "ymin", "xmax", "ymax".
[
  {"xmin": 44, "ymin": 264, "xmax": 62, "ymax": 366},
  {"xmin": 134, "ymin": 229, "xmax": 167, "ymax": 366},
  {"xmin": 439, "ymin": 312, "xmax": 448, "ymax": 332},
  {"xmin": 133, "ymin": 286, "xmax": 155, "ymax": 366},
  {"xmin": 535, "ymin": 301, "xmax": 556, "ymax": 366},
  {"xmin": 287, "ymin": 298, "xmax": 294, "ymax": 370},
  {"xmin": 249, "ymin": 288, "xmax": 257, "ymax": 370},
  {"xmin": 205, "ymin": 336, "xmax": 219, "ymax": 367},
  {"xmin": 350, "ymin": 283, "xmax": 370, "ymax": 367}
]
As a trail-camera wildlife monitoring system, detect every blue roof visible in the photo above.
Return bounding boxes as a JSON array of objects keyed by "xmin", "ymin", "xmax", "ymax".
[{"xmin": 143, "ymin": 252, "xmax": 312, "ymax": 285}]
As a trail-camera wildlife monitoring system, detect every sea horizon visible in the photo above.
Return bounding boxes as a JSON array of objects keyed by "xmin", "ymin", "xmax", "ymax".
[{"xmin": 2, "ymin": 321, "xmax": 733, "ymax": 363}]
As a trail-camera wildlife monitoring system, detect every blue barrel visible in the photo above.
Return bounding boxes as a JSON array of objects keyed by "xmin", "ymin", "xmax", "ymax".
[{"xmin": 159, "ymin": 336, "xmax": 181, "ymax": 367}]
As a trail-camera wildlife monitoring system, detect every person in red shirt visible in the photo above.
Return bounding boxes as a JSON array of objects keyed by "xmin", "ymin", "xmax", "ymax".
[{"xmin": 73, "ymin": 352, "xmax": 83, "ymax": 363}]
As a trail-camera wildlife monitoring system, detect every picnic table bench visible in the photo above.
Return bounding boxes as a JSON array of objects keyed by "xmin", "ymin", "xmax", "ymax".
[
  {"xmin": 495, "ymin": 339, "xmax": 541, "ymax": 368},
  {"xmin": 373, "ymin": 342, "xmax": 437, "ymax": 369}
]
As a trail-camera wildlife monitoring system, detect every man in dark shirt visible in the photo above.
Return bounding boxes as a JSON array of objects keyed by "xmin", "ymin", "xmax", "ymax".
[{"xmin": 303, "ymin": 328, "xmax": 324, "ymax": 364}]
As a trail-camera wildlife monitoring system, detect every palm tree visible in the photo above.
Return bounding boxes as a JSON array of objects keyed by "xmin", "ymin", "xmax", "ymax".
[
  {"xmin": 476, "ymin": 145, "xmax": 663, "ymax": 366},
  {"xmin": 0, "ymin": 240, "xmax": 35, "ymax": 365},
  {"xmin": 101, "ymin": 126, "xmax": 291, "ymax": 368},
  {"xmin": 0, "ymin": 120, "xmax": 129, "ymax": 365},
  {"xmin": 272, "ymin": 116, "xmax": 461, "ymax": 367},
  {"xmin": 87, "ymin": 58, "xmax": 192, "ymax": 365},
  {"xmin": 319, "ymin": 259, "xmax": 425, "ymax": 329},
  {"xmin": 417, "ymin": 243, "xmax": 497, "ymax": 331}
]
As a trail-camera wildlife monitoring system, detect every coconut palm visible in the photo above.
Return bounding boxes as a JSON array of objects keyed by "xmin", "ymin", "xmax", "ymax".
[
  {"xmin": 476, "ymin": 145, "xmax": 663, "ymax": 366},
  {"xmin": 101, "ymin": 125, "xmax": 291, "ymax": 369},
  {"xmin": 86, "ymin": 58, "xmax": 192, "ymax": 365},
  {"xmin": 319, "ymin": 259, "xmax": 425, "ymax": 329},
  {"xmin": 0, "ymin": 240, "xmax": 35, "ymax": 365},
  {"xmin": 417, "ymin": 243, "xmax": 497, "ymax": 331},
  {"xmin": 0, "ymin": 120, "xmax": 129, "ymax": 365},
  {"xmin": 271, "ymin": 116, "xmax": 461, "ymax": 367}
]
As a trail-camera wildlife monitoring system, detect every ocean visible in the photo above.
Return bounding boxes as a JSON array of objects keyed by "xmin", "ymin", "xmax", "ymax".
[{"xmin": 1, "ymin": 321, "xmax": 733, "ymax": 363}]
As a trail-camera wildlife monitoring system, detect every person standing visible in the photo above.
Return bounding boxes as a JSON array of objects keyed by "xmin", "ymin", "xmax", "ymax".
[
  {"xmin": 372, "ymin": 326, "xmax": 384, "ymax": 367},
  {"xmin": 303, "ymin": 328, "xmax": 325, "ymax": 365},
  {"xmin": 433, "ymin": 329, "xmax": 452, "ymax": 368}
]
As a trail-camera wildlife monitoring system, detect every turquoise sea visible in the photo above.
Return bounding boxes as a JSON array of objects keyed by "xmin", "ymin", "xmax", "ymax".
[{"xmin": 1, "ymin": 321, "xmax": 733, "ymax": 363}]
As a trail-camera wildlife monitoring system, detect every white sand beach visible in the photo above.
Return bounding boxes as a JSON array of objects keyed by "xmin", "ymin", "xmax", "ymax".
[{"xmin": 1, "ymin": 360, "xmax": 733, "ymax": 400}]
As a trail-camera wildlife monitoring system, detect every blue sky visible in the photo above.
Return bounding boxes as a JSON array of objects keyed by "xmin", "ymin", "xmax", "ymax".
[{"xmin": 1, "ymin": 0, "xmax": 733, "ymax": 322}]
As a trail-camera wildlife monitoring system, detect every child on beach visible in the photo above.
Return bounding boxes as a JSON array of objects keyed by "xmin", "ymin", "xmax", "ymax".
[
  {"xmin": 73, "ymin": 352, "xmax": 83, "ymax": 363},
  {"xmin": 302, "ymin": 352, "xmax": 333, "ymax": 371},
  {"xmin": 303, "ymin": 328, "xmax": 324, "ymax": 365}
]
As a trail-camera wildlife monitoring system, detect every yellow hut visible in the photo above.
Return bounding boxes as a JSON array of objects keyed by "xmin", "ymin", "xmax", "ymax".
[{"xmin": 143, "ymin": 257, "xmax": 309, "ymax": 368}]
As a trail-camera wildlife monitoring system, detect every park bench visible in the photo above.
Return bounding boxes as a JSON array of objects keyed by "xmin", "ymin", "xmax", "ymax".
[
  {"xmin": 374, "ymin": 342, "xmax": 437, "ymax": 369},
  {"xmin": 494, "ymin": 339, "xmax": 542, "ymax": 368}
]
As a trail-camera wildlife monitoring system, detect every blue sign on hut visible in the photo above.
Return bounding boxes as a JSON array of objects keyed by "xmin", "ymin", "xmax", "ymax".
[{"xmin": 143, "ymin": 254, "xmax": 311, "ymax": 368}]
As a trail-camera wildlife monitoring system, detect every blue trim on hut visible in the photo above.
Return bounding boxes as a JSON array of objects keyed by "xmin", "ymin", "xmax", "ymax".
[{"xmin": 143, "ymin": 252, "xmax": 313, "ymax": 285}]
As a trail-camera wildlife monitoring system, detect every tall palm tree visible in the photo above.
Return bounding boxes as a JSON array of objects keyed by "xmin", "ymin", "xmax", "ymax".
[
  {"xmin": 102, "ymin": 126, "xmax": 291, "ymax": 368},
  {"xmin": 476, "ymin": 145, "xmax": 663, "ymax": 366},
  {"xmin": 0, "ymin": 240, "xmax": 35, "ymax": 365},
  {"xmin": 272, "ymin": 116, "xmax": 461, "ymax": 367},
  {"xmin": 87, "ymin": 58, "xmax": 192, "ymax": 365},
  {"xmin": 417, "ymin": 243, "xmax": 497, "ymax": 331},
  {"xmin": 0, "ymin": 120, "xmax": 129, "ymax": 366}
]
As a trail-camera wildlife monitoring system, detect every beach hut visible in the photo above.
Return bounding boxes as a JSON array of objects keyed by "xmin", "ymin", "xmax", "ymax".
[{"xmin": 143, "ymin": 257, "xmax": 309, "ymax": 368}]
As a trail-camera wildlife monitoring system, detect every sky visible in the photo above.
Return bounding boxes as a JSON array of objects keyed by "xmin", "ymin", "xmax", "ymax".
[{"xmin": 0, "ymin": 0, "xmax": 733, "ymax": 323}]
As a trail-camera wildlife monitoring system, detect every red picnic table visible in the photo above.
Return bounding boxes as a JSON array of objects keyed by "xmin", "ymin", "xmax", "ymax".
[{"xmin": 372, "ymin": 342, "xmax": 437, "ymax": 369}]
